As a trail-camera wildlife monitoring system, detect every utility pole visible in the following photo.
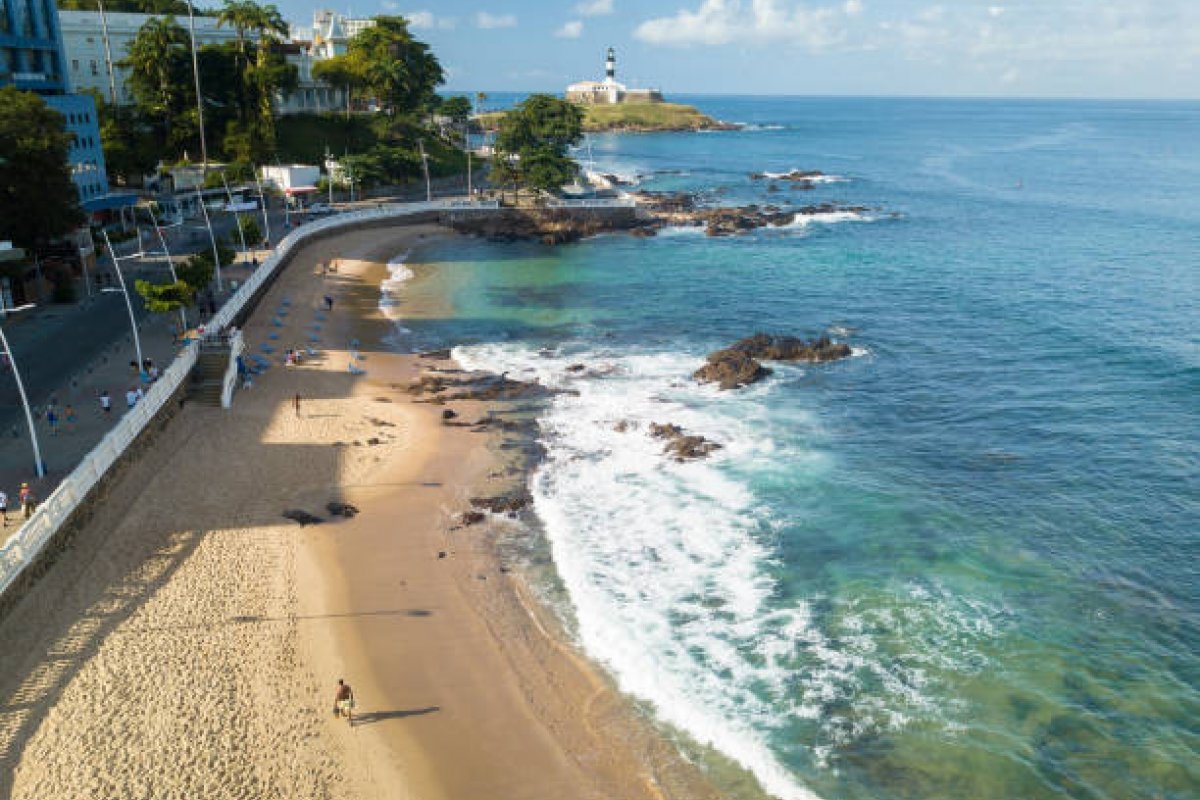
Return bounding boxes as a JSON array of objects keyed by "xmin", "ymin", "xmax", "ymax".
[
  {"xmin": 418, "ymin": 139, "xmax": 431, "ymax": 202},
  {"xmin": 220, "ymin": 172, "xmax": 249, "ymax": 258},
  {"xmin": 0, "ymin": 317, "xmax": 46, "ymax": 478},
  {"xmin": 253, "ymin": 167, "xmax": 271, "ymax": 246}
]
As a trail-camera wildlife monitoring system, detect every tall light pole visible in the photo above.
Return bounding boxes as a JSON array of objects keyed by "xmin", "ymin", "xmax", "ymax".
[
  {"xmin": 0, "ymin": 306, "xmax": 46, "ymax": 478},
  {"xmin": 418, "ymin": 138, "xmax": 431, "ymax": 202},
  {"xmin": 194, "ymin": 186, "xmax": 223, "ymax": 292},
  {"xmin": 184, "ymin": 0, "xmax": 208, "ymax": 172},
  {"xmin": 96, "ymin": 0, "xmax": 119, "ymax": 108},
  {"xmin": 220, "ymin": 172, "xmax": 249, "ymax": 258},
  {"xmin": 101, "ymin": 230, "xmax": 145, "ymax": 370},
  {"xmin": 253, "ymin": 167, "xmax": 271, "ymax": 246},
  {"xmin": 145, "ymin": 205, "xmax": 188, "ymax": 331}
]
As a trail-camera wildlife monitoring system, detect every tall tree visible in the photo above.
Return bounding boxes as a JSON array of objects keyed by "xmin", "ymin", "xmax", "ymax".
[
  {"xmin": 347, "ymin": 16, "xmax": 444, "ymax": 115},
  {"xmin": 494, "ymin": 94, "xmax": 583, "ymax": 196},
  {"xmin": 121, "ymin": 15, "xmax": 193, "ymax": 150},
  {"xmin": 312, "ymin": 56, "xmax": 361, "ymax": 119},
  {"xmin": 0, "ymin": 87, "xmax": 83, "ymax": 249}
]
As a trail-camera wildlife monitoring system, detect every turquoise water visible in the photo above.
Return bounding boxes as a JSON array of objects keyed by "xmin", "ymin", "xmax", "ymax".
[{"xmin": 391, "ymin": 98, "xmax": 1199, "ymax": 800}]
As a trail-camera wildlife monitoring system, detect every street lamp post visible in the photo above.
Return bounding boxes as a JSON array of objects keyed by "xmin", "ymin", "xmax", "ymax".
[
  {"xmin": 220, "ymin": 172, "xmax": 250, "ymax": 258},
  {"xmin": 194, "ymin": 186, "xmax": 223, "ymax": 292},
  {"xmin": 101, "ymin": 230, "xmax": 145, "ymax": 370},
  {"xmin": 145, "ymin": 205, "xmax": 188, "ymax": 331},
  {"xmin": 253, "ymin": 168, "xmax": 271, "ymax": 246},
  {"xmin": 184, "ymin": 0, "xmax": 208, "ymax": 172},
  {"xmin": 0, "ymin": 306, "xmax": 46, "ymax": 477}
]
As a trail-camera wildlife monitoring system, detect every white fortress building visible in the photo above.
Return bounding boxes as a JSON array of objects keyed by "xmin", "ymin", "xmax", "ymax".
[{"xmin": 566, "ymin": 47, "xmax": 663, "ymax": 105}]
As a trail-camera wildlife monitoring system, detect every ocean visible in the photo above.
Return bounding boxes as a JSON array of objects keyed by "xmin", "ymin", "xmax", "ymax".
[{"xmin": 388, "ymin": 97, "xmax": 1199, "ymax": 800}]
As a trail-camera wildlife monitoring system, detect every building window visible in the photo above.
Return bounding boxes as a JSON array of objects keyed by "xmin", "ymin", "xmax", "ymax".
[
  {"xmin": 72, "ymin": 59, "xmax": 79, "ymax": 71},
  {"xmin": 90, "ymin": 60, "xmax": 98, "ymax": 76}
]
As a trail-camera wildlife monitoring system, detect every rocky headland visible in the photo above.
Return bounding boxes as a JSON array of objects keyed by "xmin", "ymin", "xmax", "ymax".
[{"xmin": 694, "ymin": 333, "xmax": 853, "ymax": 390}]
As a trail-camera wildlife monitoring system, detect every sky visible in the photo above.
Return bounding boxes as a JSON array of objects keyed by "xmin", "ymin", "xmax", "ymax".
[{"xmin": 279, "ymin": 1, "xmax": 1200, "ymax": 99}]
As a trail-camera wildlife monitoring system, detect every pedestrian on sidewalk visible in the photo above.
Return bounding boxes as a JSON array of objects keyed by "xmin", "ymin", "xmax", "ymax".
[
  {"xmin": 46, "ymin": 406, "xmax": 58, "ymax": 436},
  {"xmin": 65, "ymin": 404, "xmax": 76, "ymax": 433},
  {"xmin": 0, "ymin": 489, "xmax": 8, "ymax": 526},
  {"xmin": 99, "ymin": 390, "xmax": 112, "ymax": 417},
  {"xmin": 18, "ymin": 483, "xmax": 35, "ymax": 519},
  {"xmin": 125, "ymin": 386, "xmax": 139, "ymax": 409}
]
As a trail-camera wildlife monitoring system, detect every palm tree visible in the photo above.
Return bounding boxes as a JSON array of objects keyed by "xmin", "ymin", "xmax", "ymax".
[{"xmin": 121, "ymin": 16, "xmax": 190, "ymax": 143}]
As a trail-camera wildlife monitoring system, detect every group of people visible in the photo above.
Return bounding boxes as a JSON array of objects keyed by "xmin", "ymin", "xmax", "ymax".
[
  {"xmin": 43, "ymin": 400, "xmax": 76, "ymax": 436},
  {"xmin": 0, "ymin": 481, "xmax": 37, "ymax": 526}
]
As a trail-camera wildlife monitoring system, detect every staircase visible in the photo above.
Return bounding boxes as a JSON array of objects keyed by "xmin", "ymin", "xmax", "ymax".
[{"xmin": 191, "ymin": 347, "xmax": 230, "ymax": 406}]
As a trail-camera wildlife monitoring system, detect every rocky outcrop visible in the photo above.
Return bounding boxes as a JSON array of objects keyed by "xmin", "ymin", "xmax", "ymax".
[
  {"xmin": 445, "ymin": 208, "xmax": 640, "ymax": 245},
  {"xmin": 693, "ymin": 350, "xmax": 773, "ymax": 390},
  {"xmin": 728, "ymin": 333, "xmax": 852, "ymax": 363},
  {"xmin": 628, "ymin": 194, "xmax": 870, "ymax": 238},
  {"xmin": 649, "ymin": 422, "xmax": 723, "ymax": 461},
  {"xmin": 695, "ymin": 333, "xmax": 853, "ymax": 390},
  {"xmin": 750, "ymin": 169, "xmax": 825, "ymax": 182},
  {"xmin": 408, "ymin": 371, "xmax": 554, "ymax": 403}
]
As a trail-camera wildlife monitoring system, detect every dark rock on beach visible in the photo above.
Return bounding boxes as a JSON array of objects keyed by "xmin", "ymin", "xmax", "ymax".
[
  {"xmin": 327, "ymin": 501, "xmax": 359, "ymax": 518},
  {"xmin": 469, "ymin": 494, "xmax": 531, "ymax": 515},
  {"xmin": 282, "ymin": 509, "xmax": 323, "ymax": 526}
]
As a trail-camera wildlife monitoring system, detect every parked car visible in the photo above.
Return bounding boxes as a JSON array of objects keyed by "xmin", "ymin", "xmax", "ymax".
[{"xmin": 307, "ymin": 203, "xmax": 333, "ymax": 215}]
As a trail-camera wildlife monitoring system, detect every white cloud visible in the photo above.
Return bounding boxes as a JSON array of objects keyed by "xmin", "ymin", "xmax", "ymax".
[
  {"xmin": 475, "ymin": 11, "xmax": 517, "ymax": 29},
  {"xmin": 575, "ymin": 0, "xmax": 613, "ymax": 15},
  {"xmin": 988, "ymin": 6, "xmax": 1005, "ymax": 18},
  {"xmin": 634, "ymin": 0, "xmax": 855, "ymax": 48},
  {"xmin": 556, "ymin": 20, "xmax": 584, "ymax": 38},
  {"xmin": 405, "ymin": 10, "xmax": 457, "ymax": 29}
]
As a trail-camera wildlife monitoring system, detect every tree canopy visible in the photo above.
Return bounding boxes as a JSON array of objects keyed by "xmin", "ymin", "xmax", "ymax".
[
  {"xmin": 493, "ymin": 94, "xmax": 583, "ymax": 196},
  {"xmin": 0, "ymin": 87, "xmax": 83, "ymax": 249},
  {"xmin": 313, "ymin": 16, "xmax": 444, "ymax": 118}
]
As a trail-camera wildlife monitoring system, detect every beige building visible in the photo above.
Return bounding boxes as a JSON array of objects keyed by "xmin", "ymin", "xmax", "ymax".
[{"xmin": 566, "ymin": 47, "xmax": 663, "ymax": 105}]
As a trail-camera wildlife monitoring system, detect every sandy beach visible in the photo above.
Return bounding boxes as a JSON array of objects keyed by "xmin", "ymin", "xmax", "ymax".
[{"xmin": 0, "ymin": 222, "xmax": 723, "ymax": 799}]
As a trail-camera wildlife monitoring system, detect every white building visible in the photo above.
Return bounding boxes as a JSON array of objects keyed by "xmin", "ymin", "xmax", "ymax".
[
  {"xmin": 262, "ymin": 164, "xmax": 320, "ymax": 191},
  {"xmin": 566, "ymin": 47, "xmax": 663, "ymax": 106},
  {"xmin": 273, "ymin": 41, "xmax": 347, "ymax": 115},
  {"xmin": 59, "ymin": 10, "xmax": 239, "ymax": 104},
  {"xmin": 293, "ymin": 9, "xmax": 375, "ymax": 60}
]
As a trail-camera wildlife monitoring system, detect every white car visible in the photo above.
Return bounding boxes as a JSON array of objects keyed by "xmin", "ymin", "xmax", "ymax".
[{"xmin": 307, "ymin": 203, "xmax": 333, "ymax": 215}]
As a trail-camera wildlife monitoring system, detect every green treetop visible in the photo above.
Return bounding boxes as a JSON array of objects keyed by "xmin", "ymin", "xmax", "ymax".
[
  {"xmin": 494, "ymin": 94, "xmax": 583, "ymax": 196},
  {"xmin": 0, "ymin": 87, "xmax": 83, "ymax": 250}
]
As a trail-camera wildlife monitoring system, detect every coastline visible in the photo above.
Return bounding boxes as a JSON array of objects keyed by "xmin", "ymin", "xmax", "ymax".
[{"xmin": 0, "ymin": 221, "xmax": 727, "ymax": 799}]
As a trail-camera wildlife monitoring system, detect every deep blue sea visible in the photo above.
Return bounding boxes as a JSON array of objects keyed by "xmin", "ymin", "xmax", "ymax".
[{"xmin": 390, "ymin": 97, "xmax": 1199, "ymax": 800}]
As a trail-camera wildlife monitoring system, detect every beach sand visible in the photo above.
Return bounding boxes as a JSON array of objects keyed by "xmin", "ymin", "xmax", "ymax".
[{"xmin": 0, "ymin": 223, "xmax": 724, "ymax": 799}]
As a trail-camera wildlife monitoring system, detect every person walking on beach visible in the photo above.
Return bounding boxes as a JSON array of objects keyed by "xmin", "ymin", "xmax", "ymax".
[
  {"xmin": 293, "ymin": 392, "xmax": 302, "ymax": 417},
  {"xmin": 323, "ymin": 294, "xmax": 334, "ymax": 311},
  {"xmin": 0, "ymin": 489, "xmax": 8, "ymax": 526},
  {"xmin": 333, "ymin": 679, "xmax": 355, "ymax": 724}
]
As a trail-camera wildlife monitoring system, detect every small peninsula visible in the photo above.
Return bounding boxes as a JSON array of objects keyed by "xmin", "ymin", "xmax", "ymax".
[{"xmin": 581, "ymin": 102, "xmax": 737, "ymax": 132}]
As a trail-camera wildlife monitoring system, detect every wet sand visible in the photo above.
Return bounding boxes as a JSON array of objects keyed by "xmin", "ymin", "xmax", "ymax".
[{"xmin": 0, "ymin": 222, "xmax": 723, "ymax": 799}]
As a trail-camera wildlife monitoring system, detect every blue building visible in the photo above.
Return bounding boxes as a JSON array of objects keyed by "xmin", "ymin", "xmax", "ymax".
[{"xmin": 1, "ymin": 0, "xmax": 121, "ymax": 212}]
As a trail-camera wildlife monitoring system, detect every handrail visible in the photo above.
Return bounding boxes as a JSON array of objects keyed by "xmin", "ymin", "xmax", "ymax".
[{"xmin": 220, "ymin": 329, "xmax": 245, "ymax": 409}]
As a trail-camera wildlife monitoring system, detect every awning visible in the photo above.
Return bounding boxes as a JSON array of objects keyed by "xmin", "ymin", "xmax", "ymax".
[
  {"xmin": 285, "ymin": 186, "xmax": 319, "ymax": 195},
  {"xmin": 83, "ymin": 192, "xmax": 140, "ymax": 212}
]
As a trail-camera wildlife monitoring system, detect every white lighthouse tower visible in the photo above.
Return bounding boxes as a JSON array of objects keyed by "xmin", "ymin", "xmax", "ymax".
[{"xmin": 605, "ymin": 47, "xmax": 616, "ymax": 84}]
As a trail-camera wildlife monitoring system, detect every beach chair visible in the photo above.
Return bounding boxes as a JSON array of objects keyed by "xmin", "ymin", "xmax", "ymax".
[
  {"xmin": 271, "ymin": 317, "xmax": 283, "ymax": 327},
  {"xmin": 252, "ymin": 355, "xmax": 271, "ymax": 369},
  {"xmin": 315, "ymin": 313, "xmax": 327, "ymax": 322},
  {"xmin": 309, "ymin": 335, "xmax": 321, "ymax": 343},
  {"xmin": 268, "ymin": 332, "xmax": 279, "ymax": 340},
  {"xmin": 260, "ymin": 343, "xmax": 274, "ymax": 354},
  {"xmin": 305, "ymin": 346, "xmax": 319, "ymax": 357}
]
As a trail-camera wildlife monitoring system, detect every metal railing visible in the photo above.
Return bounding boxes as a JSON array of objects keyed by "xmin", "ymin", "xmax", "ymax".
[{"xmin": 544, "ymin": 198, "xmax": 637, "ymax": 209}]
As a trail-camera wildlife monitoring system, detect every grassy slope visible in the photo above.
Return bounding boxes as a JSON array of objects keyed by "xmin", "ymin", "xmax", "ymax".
[
  {"xmin": 475, "ymin": 102, "xmax": 727, "ymax": 133},
  {"xmin": 582, "ymin": 102, "xmax": 725, "ymax": 131}
]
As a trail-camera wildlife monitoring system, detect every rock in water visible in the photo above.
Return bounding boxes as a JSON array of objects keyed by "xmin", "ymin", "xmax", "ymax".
[
  {"xmin": 693, "ymin": 349, "xmax": 773, "ymax": 390},
  {"xmin": 649, "ymin": 422, "xmax": 724, "ymax": 461},
  {"xmin": 729, "ymin": 332, "xmax": 852, "ymax": 362}
]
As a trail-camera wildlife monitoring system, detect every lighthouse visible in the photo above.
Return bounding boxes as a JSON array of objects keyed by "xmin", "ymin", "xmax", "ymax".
[{"xmin": 605, "ymin": 47, "xmax": 616, "ymax": 83}]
